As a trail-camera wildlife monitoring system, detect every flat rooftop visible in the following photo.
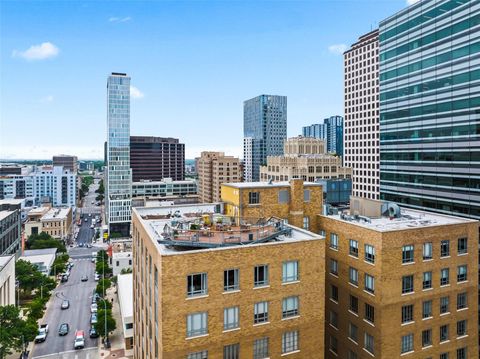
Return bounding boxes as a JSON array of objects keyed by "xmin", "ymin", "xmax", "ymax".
[
  {"xmin": 112, "ymin": 251, "xmax": 133, "ymax": 259},
  {"xmin": 134, "ymin": 203, "xmax": 322, "ymax": 255},
  {"xmin": 326, "ymin": 208, "xmax": 476, "ymax": 232},
  {"xmin": 117, "ymin": 273, "xmax": 133, "ymax": 319},
  {"xmin": 223, "ymin": 181, "xmax": 321, "ymax": 189},
  {"xmin": 42, "ymin": 208, "xmax": 71, "ymax": 221},
  {"xmin": 0, "ymin": 199, "xmax": 25, "ymax": 205},
  {"xmin": 0, "ymin": 210, "xmax": 16, "ymax": 222},
  {"xmin": 23, "ymin": 248, "xmax": 57, "ymax": 257},
  {"xmin": 0, "ymin": 255, "xmax": 14, "ymax": 271}
]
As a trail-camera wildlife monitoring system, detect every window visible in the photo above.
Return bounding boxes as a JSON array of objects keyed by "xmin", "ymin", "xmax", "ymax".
[
  {"xmin": 348, "ymin": 322, "xmax": 358, "ymax": 342},
  {"xmin": 330, "ymin": 259, "xmax": 338, "ymax": 275},
  {"xmin": 282, "ymin": 296, "xmax": 299, "ymax": 318},
  {"xmin": 302, "ymin": 216, "xmax": 309, "ymax": 230},
  {"xmin": 440, "ymin": 353, "xmax": 449, "ymax": 359},
  {"xmin": 224, "ymin": 269, "xmax": 239, "ymax": 292},
  {"xmin": 329, "ymin": 335, "xmax": 338, "ymax": 354},
  {"xmin": 254, "ymin": 302, "xmax": 268, "ymax": 324},
  {"xmin": 423, "ymin": 242, "xmax": 432, "ymax": 260},
  {"xmin": 401, "ymin": 334, "xmax": 413, "ymax": 354},
  {"xmin": 349, "ymin": 295, "xmax": 358, "ymax": 314},
  {"xmin": 330, "ymin": 233, "xmax": 339, "ymax": 249},
  {"xmin": 349, "ymin": 267, "xmax": 358, "ymax": 285},
  {"xmin": 329, "ymin": 310, "xmax": 338, "ymax": 328},
  {"xmin": 364, "ymin": 244, "xmax": 375, "ymax": 263},
  {"xmin": 440, "ymin": 324, "xmax": 449, "ymax": 342},
  {"xmin": 278, "ymin": 190, "xmax": 289, "ymax": 204},
  {"xmin": 440, "ymin": 240, "xmax": 450, "ymax": 257},
  {"xmin": 223, "ymin": 344, "xmax": 239, "ymax": 359},
  {"xmin": 253, "ymin": 337, "xmax": 269, "ymax": 359},
  {"xmin": 187, "ymin": 350, "xmax": 208, "ymax": 359},
  {"xmin": 249, "ymin": 192, "xmax": 260, "ymax": 204},
  {"xmin": 402, "ymin": 275, "xmax": 414, "ymax": 294},
  {"xmin": 282, "ymin": 331, "xmax": 298, "ymax": 354},
  {"xmin": 254, "ymin": 265, "xmax": 269, "ymax": 287},
  {"xmin": 422, "ymin": 329, "xmax": 432, "ymax": 347},
  {"xmin": 364, "ymin": 274, "xmax": 375, "ymax": 293},
  {"xmin": 422, "ymin": 300, "xmax": 432, "ymax": 318},
  {"xmin": 457, "ymin": 237, "xmax": 467, "ymax": 254},
  {"xmin": 187, "ymin": 312, "xmax": 207, "ymax": 337},
  {"xmin": 456, "ymin": 320, "xmax": 467, "ymax": 336},
  {"xmin": 457, "ymin": 265, "xmax": 467, "ymax": 282},
  {"xmin": 457, "ymin": 347, "xmax": 467, "ymax": 359},
  {"xmin": 401, "ymin": 304, "xmax": 413, "ymax": 323},
  {"xmin": 365, "ymin": 303, "xmax": 375, "ymax": 323},
  {"xmin": 348, "ymin": 350, "xmax": 358, "ymax": 359},
  {"xmin": 364, "ymin": 333, "xmax": 374, "ymax": 354},
  {"xmin": 330, "ymin": 285, "xmax": 338, "ymax": 302},
  {"xmin": 187, "ymin": 273, "xmax": 207, "ymax": 297},
  {"xmin": 440, "ymin": 268, "xmax": 450, "ymax": 286},
  {"xmin": 223, "ymin": 306, "xmax": 239, "ymax": 330},
  {"xmin": 457, "ymin": 292, "xmax": 467, "ymax": 309},
  {"xmin": 402, "ymin": 244, "xmax": 414, "ymax": 263},
  {"xmin": 303, "ymin": 189, "xmax": 310, "ymax": 202},
  {"xmin": 349, "ymin": 239, "xmax": 358, "ymax": 257},
  {"xmin": 282, "ymin": 261, "xmax": 298, "ymax": 283},
  {"xmin": 440, "ymin": 296, "xmax": 449, "ymax": 314},
  {"xmin": 423, "ymin": 271, "xmax": 432, "ymax": 289}
]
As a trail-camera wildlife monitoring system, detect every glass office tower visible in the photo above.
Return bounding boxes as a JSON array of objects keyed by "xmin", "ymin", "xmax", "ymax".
[
  {"xmin": 243, "ymin": 95, "xmax": 287, "ymax": 182},
  {"xmin": 379, "ymin": 0, "xmax": 480, "ymax": 219},
  {"xmin": 106, "ymin": 72, "xmax": 132, "ymax": 236}
]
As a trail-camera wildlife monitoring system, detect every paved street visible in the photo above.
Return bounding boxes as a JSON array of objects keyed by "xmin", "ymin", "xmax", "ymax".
[{"xmin": 31, "ymin": 347, "xmax": 98, "ymax": 359}]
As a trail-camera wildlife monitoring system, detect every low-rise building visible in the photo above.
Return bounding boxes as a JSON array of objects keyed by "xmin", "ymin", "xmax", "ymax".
[
  {"xmin": 20, "ymin": 248, "xmax": 57, "ymax": 275},
  {"xmin": 132, "ymin": 178, "xmax": 197, "ymax": 198},
  {"xmin": 0, "ymin": 209, "xmax": 21, "ymax": 256},
  {"xmin": 0, "ymin": 255, "xmax": 15, "ymax": 306},
  {"xmin": 260, "ymin": 137, "xmax": 351, "ymax": 182},
  {"xmin": 132, "ymin": 203, "xmax": 325, "ymax": 358},
  {"xmin": 221, "ymin": 179, "xmax": 322, "ymax": 231},
  {"xmin": 110, "ymin": 251, "xmax": 133, "ymax": 276},
  {"xmin": 24, "ymin": 207, "xmax": 73, "ymax": 240},
  {"xmin": 117, "ymin": 273, "xmax": 134, "ymax": 350}
]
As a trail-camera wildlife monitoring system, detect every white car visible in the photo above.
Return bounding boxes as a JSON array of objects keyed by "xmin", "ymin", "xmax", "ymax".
[
  {"xmin": 94, "ymin": 273, "xmax": 100, "ymax": 281},
  {"xmin": 74, "ymin": 330, "xmax": 85, "ymax": 349},
  {"xmin": 90, "ymin": 303, "xmax": 98, "ymax": 313}
]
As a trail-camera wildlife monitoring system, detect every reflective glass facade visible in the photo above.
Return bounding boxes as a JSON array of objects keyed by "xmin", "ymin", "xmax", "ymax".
[
  {"xmin": 106, "ymin": 73, "xmax": 132, "ymax": 235},
  {"xmin": 379, "ymin": 0, "xmax": 480, "ymax": 219}
]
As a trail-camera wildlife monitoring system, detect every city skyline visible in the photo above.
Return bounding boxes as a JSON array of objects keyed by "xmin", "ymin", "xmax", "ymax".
[{"xmin": 1, "ymin": 0, "xmax": 413, "ymax": 160}]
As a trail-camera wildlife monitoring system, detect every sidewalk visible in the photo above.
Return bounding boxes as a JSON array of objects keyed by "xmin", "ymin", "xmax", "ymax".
[{"xmin": 98, "ymin": 285, "xmax": 132, "ymax": 359}]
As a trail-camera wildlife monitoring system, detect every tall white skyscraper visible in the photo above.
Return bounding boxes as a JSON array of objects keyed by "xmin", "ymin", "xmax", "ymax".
[{"xmin": 106, "ymin": 72, "xmax": 132, "ymax": 236}]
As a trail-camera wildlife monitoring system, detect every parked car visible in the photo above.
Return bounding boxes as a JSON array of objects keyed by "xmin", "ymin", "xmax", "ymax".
[
  {"xmin": 61, "ymin": 300, "xmax": 70, "ymax": 310},
  {"xmin": 35, "ymin": 324, "xmax": 49, "ymax": 343},
  {"xmin": 86, "ymin": 243, "xmax": 92, "ymax": 248},
  {"xmin": 58, "ymin": 323, "xmax": 69, "ymax": 336},
  {"xmin": 90, "ymin": 303, "xmax": 98, "ymax": 313},
  {"xmin": 84, "ymin": 218, "xmax": 88, "ymax": 222},
  {"xmin": 90, "ymin": 224, "xmax": 94, "ymax": 229},
  {"xmin": 61, "ymin": 274, "xmax": 68, "ymax": 283},
  {"xmin": 74, "ymin": 330, "xmax": 85, "ymax": 349},
  {"xmin": 90, "ymin": 313, "xmax": 98, "ymax": 325},
  {"xmin": 81, "ymin": 275, "xmax": 88, "ymax": 282},
  {"xmin": 89, "ymin": 326, "xmax": 99, "ymax": 338},
  {"xmin": 94, "ymin": 273, "xmax": 100, "ymax": 281},
  {"xmin": 91, "ymin": 291, "xmax": 101, "ymax": 304}
]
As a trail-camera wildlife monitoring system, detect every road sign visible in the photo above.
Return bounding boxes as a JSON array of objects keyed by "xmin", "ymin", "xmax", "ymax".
[{"xmin": 103, "ymin": 233, "xmax": 108, "ymax": 239}]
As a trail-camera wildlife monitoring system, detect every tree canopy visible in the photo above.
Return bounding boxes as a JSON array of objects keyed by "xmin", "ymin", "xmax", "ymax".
[
  {"xmin": 94, "ymin": 309, "xmax": 116, "ymax": 338},
  {"xmin": 0, "ymin": 305, "xmax": 37, "ymax": 358}
]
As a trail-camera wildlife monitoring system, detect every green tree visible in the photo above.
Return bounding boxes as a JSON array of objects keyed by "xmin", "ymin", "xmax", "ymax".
[
  {"xmin": 50, "ymin": 253, "xmax": 70, "ymax": 276},
  {"xmin": 0, "ymin": 305, "xmax": 38, "ymax": 359},
  {"xmin": 27, "ymin": 232, "xmax": 66, "ymax": 253},
  {"xmin": 94, "ymin": 309, "xmax": 116, "ymax": 339},
  {"xmin": 95, "ymin": 261, "xmax": 112, "ymax": 277},
  {"xmin": 96, "ymin": 278, "xmax": 112, "ymax": 296},
  {"xmin": 97, "ymin": 298, "xmax": 112, "ymax": 310},
  {"xmin": 96, "ymin": 250, "xmax": 108, "ymax": 263},
  {"xmin": 96, "ymin": 179, "xmax": 104, "ymax": 195},
  {"xmin": 15, "ymin": 260, "xmax": 55, "ymax": 299},
  {"xmin": 120, "ymin": 267, "xmax": 132, "ymax": 274},
  {"xmin": 95, "ymin": 194, "xmax": 104, "ymax": 202}
]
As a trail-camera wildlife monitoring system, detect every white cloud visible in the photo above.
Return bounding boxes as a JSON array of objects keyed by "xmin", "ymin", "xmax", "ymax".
[
  {"xmin": 109, "ymin": 16, "xmax": 131, "ymax": 23},
  {"xmin": 130, "ymin": 86, "xmax": 144, "ymax": 99},
  {"xmin": 40, "ymin": 95, "xmax": 54, "ymax": 103},
  {"xmin": 406, "ymin": 0, "xmax": 421, "ymax": 5},
  {"xmin": 12, "ymin": 42, "xmax": 59, "ymax": 61},
  {"xmin": 328, "ymin": 44, "xmax": 348, "ymax": 55}
]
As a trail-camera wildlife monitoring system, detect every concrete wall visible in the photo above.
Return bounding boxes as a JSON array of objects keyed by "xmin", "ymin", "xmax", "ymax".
[{"xmin": 0, "ymin": 255, "xmax": 15, "ymax": 306}]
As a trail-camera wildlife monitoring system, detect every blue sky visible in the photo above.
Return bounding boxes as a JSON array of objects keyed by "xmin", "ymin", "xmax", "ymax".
[{"xmin": 0, "ymin": 0, "xmax": 414, "ymax": 160}]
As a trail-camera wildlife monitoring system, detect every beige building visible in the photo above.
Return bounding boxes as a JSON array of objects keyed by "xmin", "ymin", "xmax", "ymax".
[
  {"xmin": 315, "ymin": 197, "xmax": 478, "ymax": 359},
  {"xmin": 52, "ymin": 155, "xmax": 78, "ymax": 173},
  {"xmin": 197, "ymin": 152, "xmax": 241, "ymax": 203},
  {"xmin": 259, "ymin": 137, "xmax": 351, "ymax": 182},
  {"xmin": 132, "ymin": 203, "xmax": 325, "ymax": 359},
  {"xmin": 24, "ymin": 207, "xmax": 73, "ymax": 240},
  {"xmin": 0, "ymin": 255, "xmax": 15, "ymax": 306}
]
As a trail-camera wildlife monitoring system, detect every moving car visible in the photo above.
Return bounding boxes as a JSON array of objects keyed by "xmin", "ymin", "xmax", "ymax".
[
  {"xmin": 84, "ymin": 218, "xmax": 88, "ymax": 222},
  {"xmin": 74, "ymin": 330, "xmax": 85, "ymax": 349},
  {"xmin": 58, "ymin": 323, "xmax": 69, "ymax": 336},
  {"xmin": 89, "ymin": 326, "xmax": 99, "ymax": 338},
  {"xmin": 35, "ymin": 324, "xmax": 49, "ymax": 343},
  {"xmin": 61, "ymin": 300, "xmax": 70, "ymax": 309},
  {"xmin": 90, "ymin": 224, "xmax": 94, "ymax": 229},
  {"xmin": 81, "ymin": 275, "xmax": 88, "ymax": 282},
  {"xmin": 90, "ymin": 313, "xmax": 98, "ymax": 325}
]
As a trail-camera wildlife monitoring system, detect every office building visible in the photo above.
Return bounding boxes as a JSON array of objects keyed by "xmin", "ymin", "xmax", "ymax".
[
  {"xmin": 221, "ymin": 179, "xmax": 322, "ymax": 231},
  {"xmin": 379, "ymin": 0, "xmax": 480, "ymax": 219},
  {"xmin": 132, "ymin": 202, "xmax": 325, "ymax": 359},
  {"xmin": 117, "ymin": 273, "xmax": 134, "ymax": 350},
  {"xmin": 0, "ymin": 255, "xmax": 15, "ymax": 306},
  {"xmin": 110, "ymin": 252, "xmax": 133, "ymax": 276},
  {"xmin": 0, "ymin": 209, "xmax": 21, "ymax": 256},
  {"xmin": 197, "ymin": 152, "xmax": 241, "ymax": 203},
  {"xmin": 132, "ymin": 178, "xmax": 197, "ymax": 199},
  {"xmin": 106, "ymin": 72, "xmax": 132, "ymax": 236},
  {"xmin": 52, "ymin": 155, "xmax": 78, "ymax": 173},
  {"xmin": 130, "ymin": 136, "xmax": 185, "ymax": 182},
  {"xmin": 302, "ymin": 116, "xmax": 344, "ymax": 156},
  {"xmin": 315, "ymin": 197, "xmax": 478, "ymax": 358},
  {"xmin": 344, "ymin": 30, "xmax": 380, "ymax": 200},
  {"xmin": 24, "ymin": 207, "xmax": 73, "ymax": 241},
  {"xmin": 243, "ymin": 95, "xmax": 287, "ymax": 182},
  {"xmin": 0, "ymin": 165, "xmax": 22, "ymax": 176},
  {"xmin": 259, "ymin": 137, "xmax": 351, "ymax": 182},
  {"xmin": 19, "ymin": 248, "xmax": 57, "ymax": 275}
]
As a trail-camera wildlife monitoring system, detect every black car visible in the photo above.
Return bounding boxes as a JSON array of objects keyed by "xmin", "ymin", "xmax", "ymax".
[
  {"xmin": 58, "ymin": 323, "xmax": 69, "ymax": 336},
  {"xmin": 89, "ymin": 326, "xmax": 99, "ymax": 338},
  {"xmin": 81, "ymin": 275, "xmax": 88, "ymax": 282}
]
